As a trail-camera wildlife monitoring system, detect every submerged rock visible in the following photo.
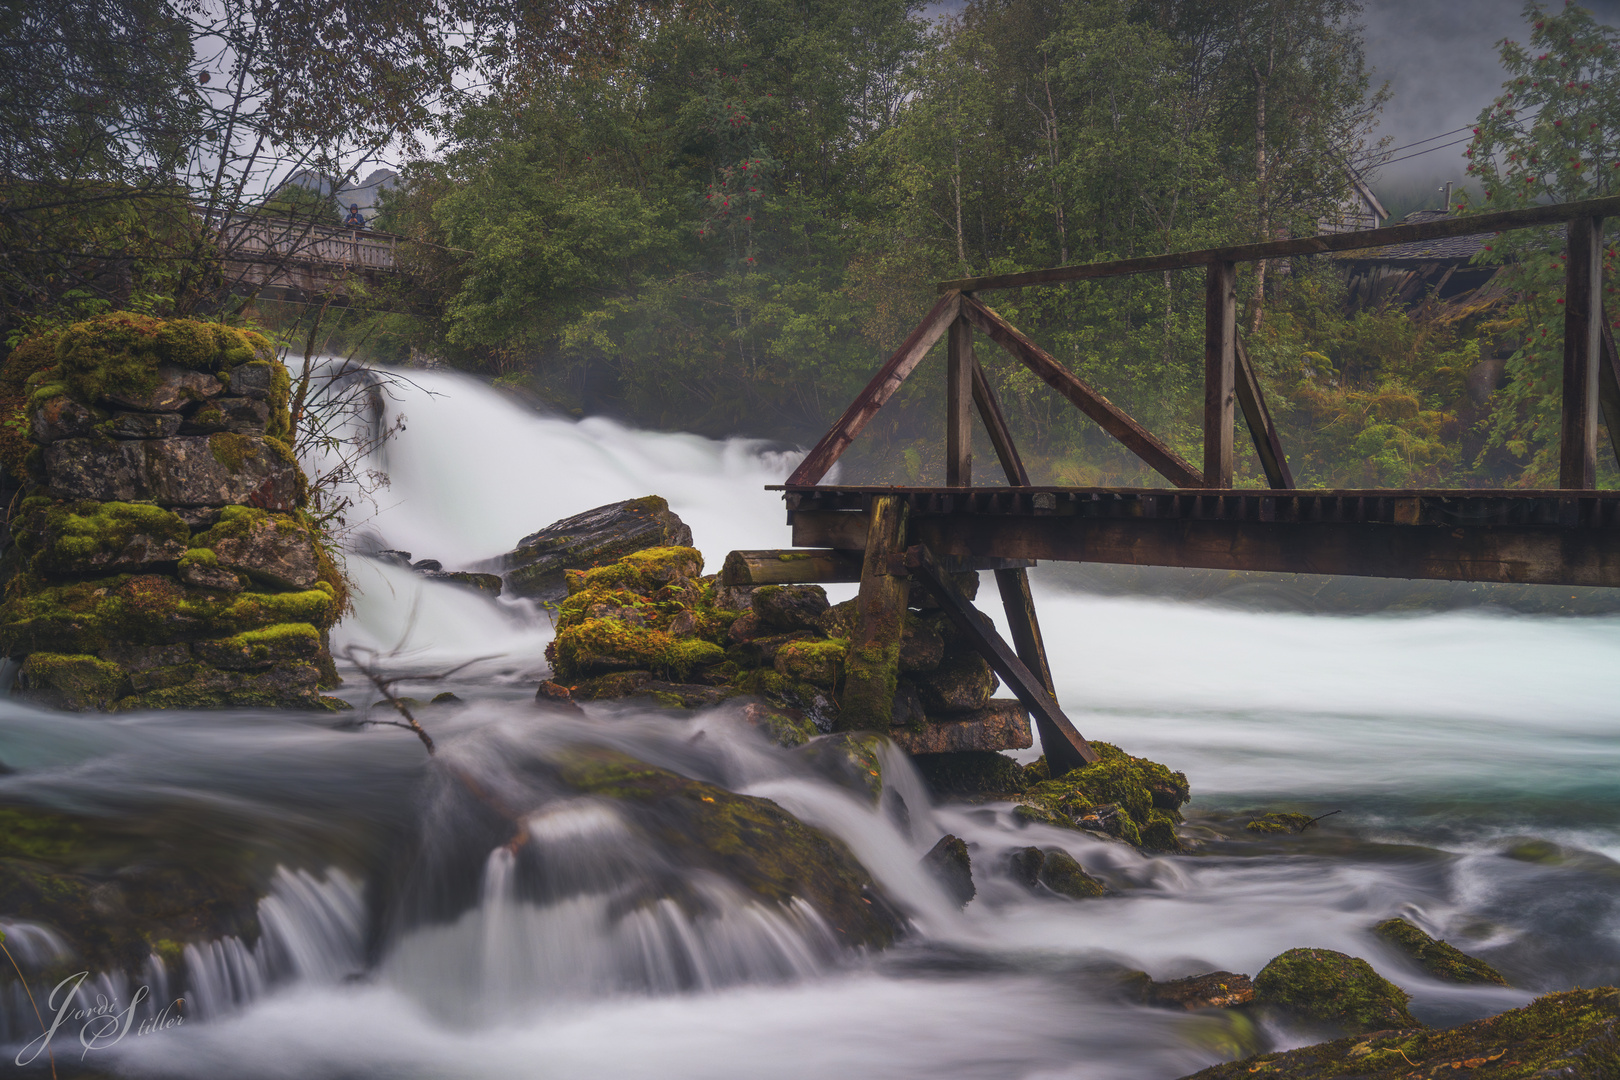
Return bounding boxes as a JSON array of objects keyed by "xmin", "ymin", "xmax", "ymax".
[
  {"xmin": 1014, "ymin": 743, "xmax": 1189, "ymax": 852},
  {"xmin": 1254, "ymin": 947, "xmax": 1419, "ymax": 1035},
  {"xmin": 552, "ymin": 746, "xmax": 901, "ymax": 949},
  {"xmin": 1246, "ymin": 811, "xmax": 1318, "ymax": 834},
  {"xmin": 796, "ymin": 732, "xmax": 885, "ymax": 804},
  {"xmin": 1373, "ymin": 917, "xmax": 1508, "ymax": 985},
  {"xmin": 503, "ymin": 496, "xmax": 694, "ymax": 602},
  {"xmin": 921, "ymin": 834, "xmax": 975, "ymax": 906},
  {"xmin": 1006, "ymin": 846, "xmax": 1106, "ymax": 899},
  {"xmin": 1180, "ymin": 987, "xmax": 1620, "ymax": 1080},
  {"xmin": 1142, "ymin": 971, "xmax": 1256, "ymax": 1010}
]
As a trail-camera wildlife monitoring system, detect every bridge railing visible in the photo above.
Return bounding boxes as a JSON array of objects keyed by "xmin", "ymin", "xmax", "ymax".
[
  {"xmin": 787, "ymin": 194, "xmax": 1620, "ymax": 493},
  {"xmin": 213, "ymin": 210, "xmax": 403, "ymax": 274}
]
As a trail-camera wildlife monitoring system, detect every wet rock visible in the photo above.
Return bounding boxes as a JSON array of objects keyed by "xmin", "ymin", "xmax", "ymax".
[
  {"xmin": 912, "ymin": 750, "xmax": 1029, "ymax": 797},
  {"xmin": 914, "ymin": 653, "xmax": 997, "ymax": 714},
  {"xmin": 1142, "ymin": 971, "xmax": 1255, "ymax": 1010},
  {"xmin": 1181, "ymin": 987, "xmax": 1620, "ymax": 1080},
  {"xmin": 1246, "ymin": 812, "xmax": 1317, "ymax": 834},
  {"xmin": 181, "ymin": 396, "xmax": 269, "ymax": 435},
  {"xmin": 30, "ymin": 397, "xmax": 95, "ymax": 442},
  {"xmin": 751, "ymin": 584, "xmax": 830, "ymax": 632},
  {"xmin": 712, "ymin": 583, "xmax": 755, "ymax": 613},
  {"xmin": 1373, "ymin": 918, "xmax": 1508, "ymax": 986},
  {"xmin": 101, "ymin": 363, "xmax": 222, "ymax": 412},
  {"xmin": 503, "ymin": 496, "xmax": 693, "ymax": 602},
  {"xmin": 114, "ymin": 661, "xmax": 321, "ymax": 709},
  {"xmin": 796, "ymin": 732, "xmax": 885, "ymax": 804},
  {"xmin": 898, "ymin": 616, "xmax": 945, "ymax": 673},
  {"xmin": 179, "ymin": 556, "xmax": 245, "ymax": 592},
  {"xmin": 108, "ymin": 410, "xmax": 182, "ymax": 439},
  {"xmin": 223, "ymin": 361, "xmax": 274, "ymax": 401},
  {"xmin": 921, "ymin": 834, "xmax": 975, "ymax": 906},
  {"xmin": 375, "ymin": 549, "xmax": 413, "ymax": 567},
  {"xmin": 196, "ymin": 508, "xmax": 320, "ymax": 590},
  {"xmin": 1254, "ymin": 947, "xmax": 1419, "ymax": 1035},
  {"xmin": 567, "ymin": 671, "xmax": 652, "ymax": 700},
  {"xmin": 175, "ymin": 506, "xmax": 221, "ymax": 529},
  {"xmin": 890, "ymin": 679, "xmax": 926, "ymax": 727},
  {"xmin": 411, "ymin": 559, "xmax": 443, "ymax": 571},
  {"xmin": 15, "ymin": 652, "xmax": 126, "ymax": 710},
  {"xmin": 419, "ymin": 570, "xmax": 503, "ymax": 597},
  {"xmin": 632, "ymin": 680, "xmax": 737, "ymax": 709},
  {"xmin": 431, "ymin": 691, "xmax": 462, "ymax": 704},
  {"xmin": 1016, "ymin": 742, "xmax": 1189, "ymax": 852},
  {"xmin": 888, "ymin": 699, "xmax": 1032, "ymax": 755},
  {"xmin": 98, "ymin": 643, "xmax": 191, "ymax": 671},
  {"xmin": 553, "ymin": 746, "xmax": 901, "ymax": 949},
  {"xmin": 43, "ymin": 435, "xmax": 299, "ymax": 510},
  {"xmin": 738, "ymin": 700, "xmax": 819, "ymax": 748},
  {"xmin": 726, "ymin": 630, "xmax": 813, "ymax": 668},
  {"xmin": 1007, "ymin": 846, "xmax": 1046, "ymax": 888},
  {"xmin": 1036, "ymin": 848, "xmax": 1107, "ymax": 899}
]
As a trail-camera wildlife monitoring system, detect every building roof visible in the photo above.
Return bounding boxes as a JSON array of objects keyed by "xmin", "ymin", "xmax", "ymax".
[{"xmin": 1341, "ymin": 209, "xmax": 1492, "ymax": 263}]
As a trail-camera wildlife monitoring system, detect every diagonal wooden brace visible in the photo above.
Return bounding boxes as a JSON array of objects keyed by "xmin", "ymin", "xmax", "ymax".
[{"xmin": 902, "ymin": 543, "xmax": 1098, "ymax": 774}]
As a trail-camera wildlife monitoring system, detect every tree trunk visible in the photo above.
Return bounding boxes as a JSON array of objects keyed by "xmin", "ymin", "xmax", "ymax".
[
  {"xmin": 1249, "ymin": 50, "xmax": 1272, "ymax": 333},
  {"xmin": 953, "ymin": 141, "xmax": 966, "ymax": 270},
  {"xmin": 1042, "ymin": 59, "xmax": 1068, "ymax": 265}
]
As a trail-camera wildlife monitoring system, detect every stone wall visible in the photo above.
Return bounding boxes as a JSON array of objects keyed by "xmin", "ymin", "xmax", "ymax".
[{"xmin": 0, "ymin": 313, "xmax": 343, "ymax": 711}]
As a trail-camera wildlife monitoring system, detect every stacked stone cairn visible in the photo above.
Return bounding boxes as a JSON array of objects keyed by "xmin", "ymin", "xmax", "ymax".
[
  {"xmin": 0, "ymin": 313, "xmax": 343, "ymax": 710},
  {"xmin": 524, "ymin": 497, "xmax": 1191, "ymax": 852}
]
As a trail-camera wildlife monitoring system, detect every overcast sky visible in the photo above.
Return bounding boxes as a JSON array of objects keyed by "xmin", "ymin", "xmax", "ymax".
[{"xmin": 920, "ymin": 1, "xmax": 1620, "ymax": 209}]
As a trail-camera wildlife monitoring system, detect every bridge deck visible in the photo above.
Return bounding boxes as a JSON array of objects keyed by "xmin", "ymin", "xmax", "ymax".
[{"xmin": 776, "ymin": 486, "xmax": 1620, "ymax": 588}]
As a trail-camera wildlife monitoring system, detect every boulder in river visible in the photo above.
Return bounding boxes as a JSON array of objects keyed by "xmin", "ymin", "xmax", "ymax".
[
  {"xmin": 503, "ymin": 495, "xmax": 693, "ymax": 602},
  {"xmin": 552, "ymin": 746, "xmax": 901, "ymax": 949},
  {"xmin": 1141, "ymin": 971, "xmax": 1256, "ymax": 1010},
  {"xmin": 1180, "ymin": 986, "xmax": 1620, "ymax": 1080},
  {"xmin": 1372, "ymin": 917, "xmax": 1508, "ymax": 985},
  {"xmin": 1253, "ymin": 947, "xmax": 1419, "ymax": 1035},
  {"xmin": 921, "ymin": 834, "xmax": 975, "ymax": 906}
]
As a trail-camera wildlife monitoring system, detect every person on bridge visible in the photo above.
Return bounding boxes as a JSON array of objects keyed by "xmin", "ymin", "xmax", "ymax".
[{"xmin": 344, "ymin": 203, "xmax": 366, "ymax": 228}]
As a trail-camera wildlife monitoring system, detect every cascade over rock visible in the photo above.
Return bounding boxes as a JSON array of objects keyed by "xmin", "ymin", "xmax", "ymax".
[
  {"xmin": 0, "ymin": 313, "xmax": 343, "ymax": 711},
  {"xmin": 501, "ymin": 495, "xmax": 694, "ymax": 602}
]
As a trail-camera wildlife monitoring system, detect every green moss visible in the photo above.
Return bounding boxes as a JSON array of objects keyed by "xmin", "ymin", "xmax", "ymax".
[
  {"xmin": 774, "ymin": 637, "xmax": 847, "ymax": 688},
  {"xmin": 17, "ymin": 652, "xmax": 126, "ymax": 710},
  {"xmin": 1255, "ymin": 948, "xmax": 1419, "ymax": 1035},
  {"xmin": 25, "ymin": 500, "xmax": 188, "ymax": 574},
  {"xmin": 209, "ymin": 431, "xmax": 251, "ymax": 471},
  {"xmin": 180, "ymin": 546, "xmax": 220, "ymax": 568},
  {"xmin": 1037, "ymin": 849, "xmax": 1107, "ymax": 899},
  {"xmin": 1247, "ymin": 812, "xmax": 1317, "ymax": 834},
  {"xmin": 266, "ymin": 359, "xmax": 292, "ymax": 441},
  {"xmin": 566, "ymin": 545, "xmax": 705, "ymax": 596},
  {"xmin": 551, "ymin": 617, "xmax": 724, "ymax": 681},
  {"xmin": 0, "ymin": 808, "xmax": 88, "ymax": 862},
  {"xmin": 1373, "ymin": 918, "xmax": 1508, "ymax": 986},
  {"xmin": 196, "ymin": 623, "xmax": 320, "ymax": 667},
  {"xmin": 553, "ymin": 745, "xmax": 900, "ymax": 948},
  {"xmin": 1182, "ymin": 988, "xmax": 1620, "ymax": 1080},
  {"xmin": 1141, "ymin": 809, "xmax": 1182, "ymax": 852},
  {"xmin": 0, "ymin": 573, "xmax": 335, "ymax": 654}
]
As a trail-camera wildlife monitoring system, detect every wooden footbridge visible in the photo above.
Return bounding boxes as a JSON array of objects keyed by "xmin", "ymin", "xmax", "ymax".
[
  {"xmin": 722, "ymin": 196, "xmax": 1620, "ymax": 773},
  {"xmin": 213, "ymin": 211, "xmax": 408, "ymax": 302}
]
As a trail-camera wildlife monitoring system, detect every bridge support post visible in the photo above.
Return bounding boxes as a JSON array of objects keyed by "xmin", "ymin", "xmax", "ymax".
[
  {"xmin": 1562, "ymin": 215, "xmax": 1603, "ymax": 489},
  {"xmin": 1204, "ymin": 260, "xmax": 1237, "ymax": 487},
  {"xmin": 947, "ymin": 314, "xmax": 974, "ymax": 486},
  {"xmin": 839, "ymin": 495, "xmax": 910, "ymax": 731}
]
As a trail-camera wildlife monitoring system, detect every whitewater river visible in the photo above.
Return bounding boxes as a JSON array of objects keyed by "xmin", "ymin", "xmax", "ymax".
[{"xmin": 1, "ymin": 367, "xmax": 1617, "ymax": 1079}]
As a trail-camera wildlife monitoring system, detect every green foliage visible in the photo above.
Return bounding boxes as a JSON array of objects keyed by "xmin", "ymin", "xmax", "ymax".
[{"xmin": 1459, "ymin": 3, "xmax": 1620, "ymax": 483}]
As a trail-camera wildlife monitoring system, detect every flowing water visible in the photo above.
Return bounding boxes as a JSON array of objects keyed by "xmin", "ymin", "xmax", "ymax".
[{"xmin": 1, "ymin": 367, "xmax": 1617, "ymax": 1078}]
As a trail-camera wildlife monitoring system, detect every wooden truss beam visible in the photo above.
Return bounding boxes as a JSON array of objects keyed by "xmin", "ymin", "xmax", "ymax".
[
  {"xmin": 960, "ymin": 295, "xmax": 1204, "ymax": 488},
  {"xmin": 1234, "ymin": 336, "xmax": 1295, "ymax": 489}
]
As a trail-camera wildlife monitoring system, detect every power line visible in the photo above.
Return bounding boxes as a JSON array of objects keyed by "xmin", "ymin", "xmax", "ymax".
[
  {"xmin": 1376, "ymin": 136, "xmax": 1473, "ymax": 168},
  {"xmin": 1379, "ymin": 125, "xmax": 1472, "ymax": 157}
]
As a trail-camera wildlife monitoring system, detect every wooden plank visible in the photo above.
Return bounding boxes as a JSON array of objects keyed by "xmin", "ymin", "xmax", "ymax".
[
  {"xmin": 904, "ymin": 545, "xmax": 1098, "ymax": 773},
  {"xmin": 936, "ymin": 193, "xmax": 1620, "ymax": 294},
  {"xmin": 1600, "ymin": 318, "xmax": 1620, "ymax": 471},
  {"xmin": 971, "ymin": 360, "xmax": 1031, "ymax": 485},
  {"xmin": 960, "ymin": 295, "xmax": 1204, "ymax": 488},
  {"xmin": 786, "ymin": 292, "xmax": 962, "ymax": 487},
  {"xmin": 1561, "ymin": 216, "xmax": 1603, "ymax": 489},
  {"xmin": 1204, "ymin": 261, "xmax": 1236, "ymax": 488},
  {"xmin": 994, "ymin": 567, "xmax": 1054, "ymax": 696},
  {"xmin": 1234, "ymin": 335, "xmax": 1295, "ymax": 488},
  {"xmin": 839, "ymin": 496, "xmax": 910, "ymax": 731},
  {"xmin": 721, "ymin": 549, "xmax": 864, "ymax": 586},
  {"xmin": 947, "ymin": 316, "xmax": 973, "ymax": 486},
  {"xmin": 788, "ymin": 510, "xmax": 1620, "ymax": 589}
]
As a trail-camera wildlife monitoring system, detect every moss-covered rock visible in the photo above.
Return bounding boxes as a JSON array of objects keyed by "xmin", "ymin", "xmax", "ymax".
[
  {"xmin": 1373, "ymin": 918, "xmax": 1508, "ymax": 986},
  {"xmin": 193, "ymin": 506, "xmax": 319, "ymax": 589},
  {"xmin": 191, "ymin": 622, "xmax": 322, "ymax": 671},
  {"xmin": 1036, "ymin": 848, "xmax": 1107, "ymax": 899},
  {"xmin": 1247, "ymin": 811, "xmax": 1318, "ymax": 834},
  {"xmin": 921, "ymin": 834, "xmax": 975, "ymax": 906},
  {"xmin": 738, "ymin": 700, "xmax": 820, "ymax": 748},
  {"xmin": 774, "ymin": 637, "xmax": 847, "ymax": 689},
  {"xmin": 18, "ymin": 499, "xmax": 189, "ymax": 575},
  {"xmin": 796, "ymin": 732, "xmax": 886, "ymax": 804},
  {"xmin": 504, "ymin": 497, "xmax": 695, "ymax": 601},
  {"xmin": 914, "ymin": 652, "xmax": 996, "ymax": 713},
  {"xmin": 751, "ymin": 584, "xmax": 830, "ymax": 632},
  {"xmin": 913, "ymin": 750, "xmax": 1029, "ymax": 797},
  {"xmin": 552, "ymin": 746, "xmax": 900, "ymax": 948},
  {"xmin": 551, "ymin": 617, "xmax": 725, "ymax": 681},
  {"xmin": 15, "ymin": 652, "xmax": 126, "ymax": 710},
  {"xmin": 1254, "ymin": 947, "xmax": 1420, "ymax": 1035},
  {"xmin": 1182, "ymin": 987, "xmax": 1620, "ymax": 1080}
]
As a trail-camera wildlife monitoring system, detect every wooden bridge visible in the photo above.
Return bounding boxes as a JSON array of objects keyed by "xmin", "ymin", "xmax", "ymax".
[
  {"xmin": 214, "ymin": 211, "xmax": 407, "ymax": 302},
  {"xmin": 722, "ymin": 195, "xmax": 1620, "ymax": 773}
]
